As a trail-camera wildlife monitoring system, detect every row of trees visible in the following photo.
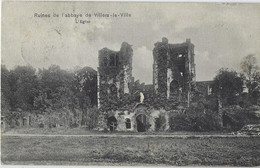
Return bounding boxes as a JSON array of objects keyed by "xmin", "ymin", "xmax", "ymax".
[{"xmin": 1, "ymin": 65, "xmax": 98, "ymax": 128}]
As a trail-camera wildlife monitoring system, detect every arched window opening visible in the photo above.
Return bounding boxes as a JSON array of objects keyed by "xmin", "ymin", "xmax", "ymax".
[
  {"xmin": 125, "ymin": 118, "xmax": 131, "ymax": 129},
  {"xmin": 170, "ymin": 80, "xmax": 179, "ymax": 96},
  {"xmin": 109, "ymin": 84, "xmax": 117, "ymax": 97}
]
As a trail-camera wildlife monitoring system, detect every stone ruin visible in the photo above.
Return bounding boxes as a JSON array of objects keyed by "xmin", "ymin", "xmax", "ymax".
[
  {"xmin": 97, "ymin": 42, "xmax": 133, "ymax": 109},
  {"xmin": 153, "ymin": 37, "xmax": 196, "ymax": 106},
  {"xmin": 97, "ymin": 38, "xmax": 197, "ymax": 132}
]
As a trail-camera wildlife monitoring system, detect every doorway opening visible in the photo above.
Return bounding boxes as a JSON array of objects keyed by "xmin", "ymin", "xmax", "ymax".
[
  {"xmin": 136, "ymin": 114, "xmax": 147, "ymax": 132},
  {"xmin": 107, "ymin": 116, "xmax": 118, "ymax": 131}
]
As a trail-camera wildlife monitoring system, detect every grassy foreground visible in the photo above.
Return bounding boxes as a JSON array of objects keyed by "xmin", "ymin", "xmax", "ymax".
[{"xmin": 1, "ymin": 135, "xmax": 260, "ymax": 166}]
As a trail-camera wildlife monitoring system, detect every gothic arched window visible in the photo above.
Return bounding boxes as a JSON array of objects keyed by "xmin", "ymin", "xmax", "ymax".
[{"xmin": 170, "ymin": 80, "xmax": 179, "ymax": 96}]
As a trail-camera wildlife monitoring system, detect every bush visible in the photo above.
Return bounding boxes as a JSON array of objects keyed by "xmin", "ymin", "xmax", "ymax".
[
  {"xmin": 155, "ymin": 115, "xmax": 166, "ymax": 131},
  {"xmin": 169, "ymin": 104, "xmax": 220, "ymax": 132},
  {"xmin": 222, "ymin": 105, "xmax": 260, "ymax": 131},
  {"xmin": 169, "ymin": 113, "xmax": 192, "ymax": 131}
]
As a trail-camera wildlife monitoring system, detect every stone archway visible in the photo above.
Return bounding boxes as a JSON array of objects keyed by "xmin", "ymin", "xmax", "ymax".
[
  {"xmin": 133, "ymin": 103, "xmax": 150, "ymax": 132},
  {"xmin": 107, "ymin": 116, "xmax": 118, "ymax": 131},
  {"xmin": 136, "ymin": 114, "xmax": 147, "ymax": 132}
]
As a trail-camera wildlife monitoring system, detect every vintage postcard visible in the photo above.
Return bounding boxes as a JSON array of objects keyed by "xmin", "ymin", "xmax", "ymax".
[{"xmin": 1, "ymin": 1, "xmax": 260, "ymax": 166}]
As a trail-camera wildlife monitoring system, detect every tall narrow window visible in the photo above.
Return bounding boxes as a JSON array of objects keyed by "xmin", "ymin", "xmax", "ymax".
[
  {"xmin": 23, "ymin": 118, "xmax": 27, "ymax": 126},
  {"xmin": 115, "ymin": 54, "xmax": 119, "ymax": 66},
  {"xmin": 103, "ymin": 57, "xmax": 108, "ymax": 66},
  {"xmin": 29, "ymin": 116, "xmax": 31, "ymax": 126},
  {"xmin": 125, "ymin": 118, "xmax": 131, "ymax": 129},
  {"xmin": 109, "ymin": 55, "xmax": 115, "ymax": 66}
]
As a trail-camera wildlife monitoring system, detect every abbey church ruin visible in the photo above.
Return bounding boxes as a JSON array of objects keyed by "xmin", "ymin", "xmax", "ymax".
[
  {"xmin": 2, "ymin": 37, "xmax": 216, "ymax": 132},
  {"xmin": 97, "ymin": 38, "xmax": 207, "ymax": 132}
]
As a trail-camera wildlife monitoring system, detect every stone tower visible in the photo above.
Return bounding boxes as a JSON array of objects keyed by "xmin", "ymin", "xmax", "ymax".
[
  {"xmin": 97, "ymin": 42, "xmax": 133, "ymax": 109},
  {"xmin": 153, "ymin": 38, "xmax": 196, "ymax": 106}
]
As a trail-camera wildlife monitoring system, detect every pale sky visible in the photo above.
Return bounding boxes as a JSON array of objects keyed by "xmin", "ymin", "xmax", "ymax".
[{"xmin": 2, "ymin": 2, "xmax": 260, "ymax": 84}]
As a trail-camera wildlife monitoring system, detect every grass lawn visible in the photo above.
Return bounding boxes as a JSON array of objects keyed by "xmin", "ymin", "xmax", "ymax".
[{"xmin": 1, "ymin": 135, "xmax": 260, "ymax": 166}]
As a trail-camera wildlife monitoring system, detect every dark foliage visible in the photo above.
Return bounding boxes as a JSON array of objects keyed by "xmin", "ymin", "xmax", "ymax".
[
  {"xmin": 222, "ymin": 106, "xmax": 260, "ymax": 131},
  {"xmin": 169, "ymin": 104, "xmax": 220, "ymax": 131},
  {"xmin": 1, "ymin": 65, "xmax": 98, "ymax": 128},
  {"xmin": 212, "ymin": 68, "xmax": 244, "ymax": 106}
]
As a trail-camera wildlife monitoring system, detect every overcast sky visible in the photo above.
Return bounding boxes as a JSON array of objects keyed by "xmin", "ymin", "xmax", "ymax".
[{"xmin": 2, "ymin": 2, "xmax": 260, "ymax": 84}]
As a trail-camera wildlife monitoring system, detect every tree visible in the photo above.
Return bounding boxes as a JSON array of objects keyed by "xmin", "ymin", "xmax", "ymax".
[
  {"xmin": 33, "ymin": 65, "xmax": 79, "ymax": 127},
  {"xmin": 1, "ymin": 65, "xmax": 40, "ymax": 126},
  {"xmin": 240, "ymin": 54, "xmax": 259, "ymax": 83},
  {"xmin": 73, "ymin": 66, "xmax": 97, "ymax": 107},
  {"xmin": 9, "ymin": 65, "xmax": 39, "ymax": 111},
  {"xmin": 212, "ymin": 68, "xmax": 244, "ymax": 106},
  {"xmin": 240, "ymin": 54, "xmax": 260, "ymax": 104},
  {"xmin": 73, "ymin": 66, "xmax": 97, "ymax": 127},
  {"xmin": 1, "ymin": 65, "xmax": 11, "ymax": 114}
]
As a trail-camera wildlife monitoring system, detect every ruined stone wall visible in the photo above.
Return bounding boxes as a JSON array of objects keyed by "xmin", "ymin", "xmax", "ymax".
[
  {"xmin": 153, "ymin": 38, "xmax": 169, "ymax": 99},
  {"xmin": 97, "ymin": 42, "xmax": 133, "ymax": 111},
  {"xmin": 153, "ymin": 38, "xmax": 196, "ymax": 107},
  {"xmin": 105, "ymin": 103, "xmax": 170, "ymax": 132}
]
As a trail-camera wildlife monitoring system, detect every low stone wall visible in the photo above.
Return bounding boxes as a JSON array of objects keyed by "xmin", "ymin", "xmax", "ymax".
[{"xmin": 102, "ymin": 103, "xmax": 171, "ymax": 132}]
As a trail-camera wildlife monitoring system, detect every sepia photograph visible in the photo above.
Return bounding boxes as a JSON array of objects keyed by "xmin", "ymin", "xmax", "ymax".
[{"xmin": 1, "ymin": 1, "xmax": 260, "ymax": 166}]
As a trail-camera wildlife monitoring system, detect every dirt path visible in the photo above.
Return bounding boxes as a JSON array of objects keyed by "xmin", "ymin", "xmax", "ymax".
[{"xmin": 1, "ymin": 133, "xmax": 255, "ymax": 138}]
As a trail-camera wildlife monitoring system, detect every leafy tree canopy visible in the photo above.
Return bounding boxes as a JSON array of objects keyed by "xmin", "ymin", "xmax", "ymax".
[{"xmin": 212, "ymin": 68, "xmax": 244, "ymax": 106}]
